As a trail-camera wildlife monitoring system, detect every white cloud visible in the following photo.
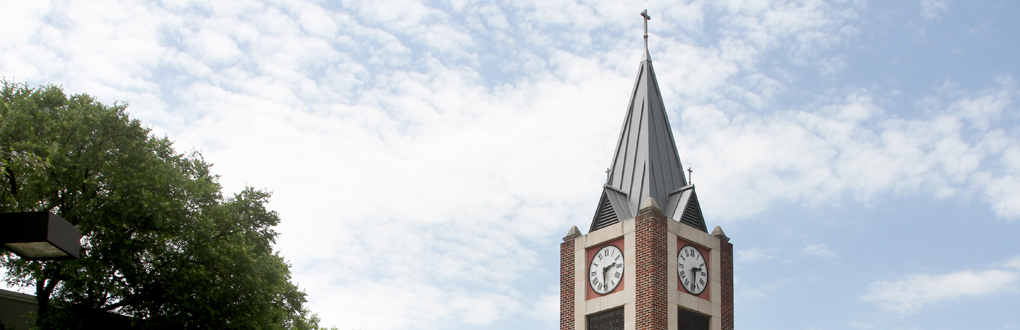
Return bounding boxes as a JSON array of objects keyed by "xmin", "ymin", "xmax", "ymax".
[
  {"xmin": 736, "ymin": 246, "xmax": 775, "ymax": 263},
  {"xmin": 921, "ymin": 0, "xmax": 950, "ymax": 20},
  {"xmin": 743, "ymin": 276, "xmax": 819, "ymax": 299},
  {"xmin": 162, "ymin": 45, "xmax": 632, "ymax": 327},
  {"xmin": 740, "ymin": 244, "xmax": 835, "ymax": 263},
  {"xmin": 681, "ymin": 81, "xmax": 1020, "ymax": 221},
  {"xmin": 4, "ymin": 0, "xmax": 1020, "ymax": 329},
  {"xmin": 1004, "ymin": 256, "xmax": 1020, "ymax": 270},
  {"xmin": 981, "ymin": 172, "xmax": 1020, "ymax": 218},
  {"xmin": 949, "ymin": 89, "xmax": 1010, "ymax": 130},
  {"xmin": 762, "ymin": 277, "xmax": 816, "ymax": 291},
  {"xmin": 800, "ymin": 244, "xmax": 836, "ymax": 258},
  {"xmin": 297, "ymin": 274, "xmax": 526, "ymax": 329},
  {"xmin": 529, "ymin": 293, "xmax": 560, "ymax": 321},
  {"xmin": 862, "ymin": 269, "xmax": 1018, "ymax": 314},
  {"xmin": 185, "ymin": 29, "xmax": 243, "ymax": 65},
  {"xmin": 298, "ymin": 4, "xmax": 338, "ymax": 37},
  {"xmin": 712, "ymin": 0, "xmax": 856, "ymax": 67}
]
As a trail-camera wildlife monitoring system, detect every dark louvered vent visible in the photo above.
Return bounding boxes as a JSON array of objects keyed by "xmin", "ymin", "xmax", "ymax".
[
  {"xmin": 590, "ymin": 191, "xmax": 620, "ymax": 232},
  {"xmin": 680, "ymin": 191, "xmax": 708, "ymax": 232}
]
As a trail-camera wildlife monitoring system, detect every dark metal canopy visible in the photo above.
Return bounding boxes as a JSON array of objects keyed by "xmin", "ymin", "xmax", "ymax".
[
  {"xmin": 0, "ymin": 211, "xmax": 81, "ymax": 260},
  {"xmin": 589, "ymin": 43, "xmax": 707, "ymax": 233}
]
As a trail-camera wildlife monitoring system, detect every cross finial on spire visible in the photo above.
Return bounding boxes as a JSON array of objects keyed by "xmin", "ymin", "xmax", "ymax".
[
  {"xmin": 641, "ymin": 9, "xmax": 652, "ymax": 61},
  {"xmin": 687, "ymin": 167, "xmax": 693, "ymax": 185}
]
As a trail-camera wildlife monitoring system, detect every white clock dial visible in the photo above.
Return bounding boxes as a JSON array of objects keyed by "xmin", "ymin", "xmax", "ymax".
[
  {"xmin": 588, "ymin": 245, "xmax": 624, "ymax": 295},
  {"xmin": 677, "ymin": 245, "xmax": 707, "ymax": 295}
]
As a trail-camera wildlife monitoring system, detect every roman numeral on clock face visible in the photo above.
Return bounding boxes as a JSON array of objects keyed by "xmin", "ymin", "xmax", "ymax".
[
  {"xmin": 589, "ymin": 244, "xmax": 624, "ymax": 295},
  {"xmin": 677, "ymin": 244, "xmax": 708, "ymax": 295}
]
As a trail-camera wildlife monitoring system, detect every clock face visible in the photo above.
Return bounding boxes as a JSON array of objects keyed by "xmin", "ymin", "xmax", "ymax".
[
  {"xmin": 677, "ymin": 245, "xmax": 707, "ymax": 295},
  {"xmin": 588, "ymin": 245, "xmax": 624, "ymax": 295}
]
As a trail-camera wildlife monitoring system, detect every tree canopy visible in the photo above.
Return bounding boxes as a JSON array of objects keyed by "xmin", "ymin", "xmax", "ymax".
[{"xmin": 0, "ymin": 81, "xmax": 320, "ymax": 329}]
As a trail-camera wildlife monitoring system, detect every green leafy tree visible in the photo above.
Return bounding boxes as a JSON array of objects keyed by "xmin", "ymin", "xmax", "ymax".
[{"xmin": 0, "ymin": 81, "xmax": 321, "ymax": 329}]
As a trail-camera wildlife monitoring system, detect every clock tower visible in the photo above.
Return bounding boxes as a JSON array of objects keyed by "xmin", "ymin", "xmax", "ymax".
[{"xmin": 560, "ymin": 11, "xmax": 734, "ymax": 330}]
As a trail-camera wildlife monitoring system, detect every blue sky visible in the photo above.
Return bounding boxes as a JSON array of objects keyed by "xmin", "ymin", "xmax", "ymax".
[{"xmin": 2, "ymin": 0, "xmax": 1019, "ymax": 329}]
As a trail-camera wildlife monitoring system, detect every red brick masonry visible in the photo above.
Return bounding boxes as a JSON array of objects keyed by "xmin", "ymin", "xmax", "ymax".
[
  {"xmin": 560, "ymin": 238, "xmax": 575, "ymax": 330},
  {"xmin": 635, "ymin": 207, "xmax": 668, "ymax": 330},
  {"xmin": 561, "ymin": 208, "xmax": 733, "ymax": 330},
  {"xmin": 719, "ymin": 236, "xmax": 733, "ymax": 330}
]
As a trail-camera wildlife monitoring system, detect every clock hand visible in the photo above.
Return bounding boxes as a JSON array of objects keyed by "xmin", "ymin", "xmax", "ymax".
[
  {"xmin": 606, "ymin": 262, "xmax": 620, "ymax": 290},
  {"xmin": 603, "ymin": 262, "xmax": 617, "ymax": 272},
  {"xmin": 595, "ymin": 268, "xmax": 603, "ymax": 291},
  {"xmin": 601, "ymin": 262, "xmax": 616, "ymax": 290}
]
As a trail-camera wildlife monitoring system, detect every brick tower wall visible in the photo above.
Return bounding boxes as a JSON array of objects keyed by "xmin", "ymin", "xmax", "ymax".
[
  {"xmin": 720, "ymin": 237, "xmax": 733, "ymax": 330},
  {"xmin": 560, "ymin": 238, "xmax": 575, "ymax": 330},
  {"xmin": 635, "ymin": 207, "xmax": 668, "ymax": 330}
]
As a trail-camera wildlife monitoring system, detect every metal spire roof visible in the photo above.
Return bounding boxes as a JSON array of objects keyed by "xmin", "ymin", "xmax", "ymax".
[{"xmin": 589, "ymin": 12, "xmax": 707, "ymax": 233}]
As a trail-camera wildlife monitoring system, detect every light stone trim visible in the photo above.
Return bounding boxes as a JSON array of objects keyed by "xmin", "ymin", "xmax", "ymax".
[
  {"xmin": 574, "ymin": 217, "xmax": 637, "ymax": 330},
  {"xmin": 571, "ymin": 214, "xmax": 723, "ymax": 330},
  {"xmin": 710, "ymin": 249, "xmax": 721, "ymax": 304},
  {"xmin": 712, "ymin": 301, "xmax": 722, "ymax": 330},
  {"xmin": 667, "ymin": 231, "xmax": 678, "ymax": 330},
  {"xmin": 669, "ymin": 216, "xmax": 722, "ymax": 330},
  {"xmin": 673, "ymin": 219, "xmax": 717, "ymax": 250},
  {"xmin": 574, "ymin": 234, "xmax": 586, "ymax": 330},
  {"xmin": 584, "ymin": 220, "xmax": 624, "ymax": 248},
  {"xmin": 624, "ymin": 217, "xmax": 636, "ymax": 330}
]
